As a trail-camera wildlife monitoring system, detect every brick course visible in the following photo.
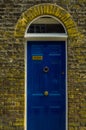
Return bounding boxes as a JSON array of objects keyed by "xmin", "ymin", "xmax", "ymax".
[{"xmin": 0, "ymin": 0, "xmax": 86, "ymax": 130}]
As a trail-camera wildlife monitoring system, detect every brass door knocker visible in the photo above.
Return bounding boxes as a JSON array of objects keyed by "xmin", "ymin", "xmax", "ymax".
[
  {"xmin": 44, "ymin": 91, "xmax": 49, "ymax": 96},
  {"xmin": 43, "ymin": 66, "xmax": 49, "ymax": 72}
]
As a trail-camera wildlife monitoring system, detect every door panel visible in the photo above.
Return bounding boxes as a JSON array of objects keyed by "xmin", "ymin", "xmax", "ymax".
[{"xmin": 27, "ymin": 41, "xmax": 66, "ymax": 130}]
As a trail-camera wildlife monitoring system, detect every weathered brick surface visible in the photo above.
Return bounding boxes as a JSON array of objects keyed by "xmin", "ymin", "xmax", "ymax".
[
  {"xmin": 0, "ymin": 0, "xmax": 86, "ymax": 130},
  {"xmin": 15, "ymin": 4, "xmax": 79, "ymax": 38}
]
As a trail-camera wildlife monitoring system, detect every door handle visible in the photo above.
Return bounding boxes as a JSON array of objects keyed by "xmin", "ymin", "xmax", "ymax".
[{"xmin": 44, "ymin": 91, "xmax": 49, "ymax": 96}]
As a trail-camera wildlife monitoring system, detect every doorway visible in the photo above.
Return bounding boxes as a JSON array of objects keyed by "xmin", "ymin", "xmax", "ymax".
[{"xmin": 25, "ymin": 16, "xmax": 67, "ymax": 130}]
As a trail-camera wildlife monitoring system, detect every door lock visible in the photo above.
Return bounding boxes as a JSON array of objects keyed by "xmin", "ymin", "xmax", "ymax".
[{"xmin": 44, "ymin": 91, "xmax": 49, "ymax": 96}]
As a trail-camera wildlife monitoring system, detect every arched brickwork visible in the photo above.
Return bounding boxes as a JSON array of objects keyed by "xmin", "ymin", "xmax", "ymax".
[{"xmin": 14, "ymin": 3, "xmax": 79, "ymax": 38}]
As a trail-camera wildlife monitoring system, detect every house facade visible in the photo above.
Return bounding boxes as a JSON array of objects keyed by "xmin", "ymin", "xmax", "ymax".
[{"xmin": 0, "ymin": 0, "xmax": 86, "ymax": 130}]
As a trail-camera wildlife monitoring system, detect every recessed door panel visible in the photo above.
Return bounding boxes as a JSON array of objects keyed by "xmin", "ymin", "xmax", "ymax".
[{"xmin": 27, "ymin": 41, "xmax": 66, "ymax": 130}]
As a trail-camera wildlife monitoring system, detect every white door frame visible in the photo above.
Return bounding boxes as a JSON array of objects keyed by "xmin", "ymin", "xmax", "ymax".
[{"xmin": 25, "ymin": 15, "xmax": 68, "ymax": 130}]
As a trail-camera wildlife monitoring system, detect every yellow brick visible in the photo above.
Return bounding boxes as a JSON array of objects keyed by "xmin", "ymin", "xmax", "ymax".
[
  {"xmin": 14, "ymin": 4, "xmax": 79, "ymax": 38},
  {"xmin": 79, "ymin": 127, "xmax": 86, "ymax": 130},
  {"xmin": 69, "ymin": 127, "xmax": 75, "ymax": 130}
]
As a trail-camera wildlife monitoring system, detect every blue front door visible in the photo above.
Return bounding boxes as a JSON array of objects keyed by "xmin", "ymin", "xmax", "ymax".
[{"xmin": 27, "ymin": 41, "xmax": 66, "ymax": 130}]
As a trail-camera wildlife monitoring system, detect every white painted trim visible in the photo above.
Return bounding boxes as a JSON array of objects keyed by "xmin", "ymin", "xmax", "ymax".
[
  {"xmin": 66, "ymin": 39, "xmax": 68, "ymax": 130},
  {"xmin": 25, "ymin": 33, "xmax": 68, "ymax": 41},
  {"xmin": 25, "ymin": 15, "xmax": 68, "ymax": 130},
  {"xmin": 25, "ymin": 41, "xmax": 68, "ymax": 130},
  {"xmin": 31, "ymin": 17, "xmax": 60, "ymax": 24},
  {"xmin": 25, "ymin": 15, "xmax": 67, "ymax": 36},
  {"xmin": 25, "ymin": 42, "xmax": 27, "ymax": 130}
]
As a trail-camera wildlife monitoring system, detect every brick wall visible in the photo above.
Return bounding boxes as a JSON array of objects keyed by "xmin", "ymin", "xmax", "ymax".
[{"xmin": 0, "ymin": 0, "xmax": 86, "ymax": 130}]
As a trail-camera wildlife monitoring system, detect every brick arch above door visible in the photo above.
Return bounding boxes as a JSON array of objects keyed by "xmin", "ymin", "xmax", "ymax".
[{"xmin": 14, "ymin": 3, "xmax": 80, "ymax": 39}]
